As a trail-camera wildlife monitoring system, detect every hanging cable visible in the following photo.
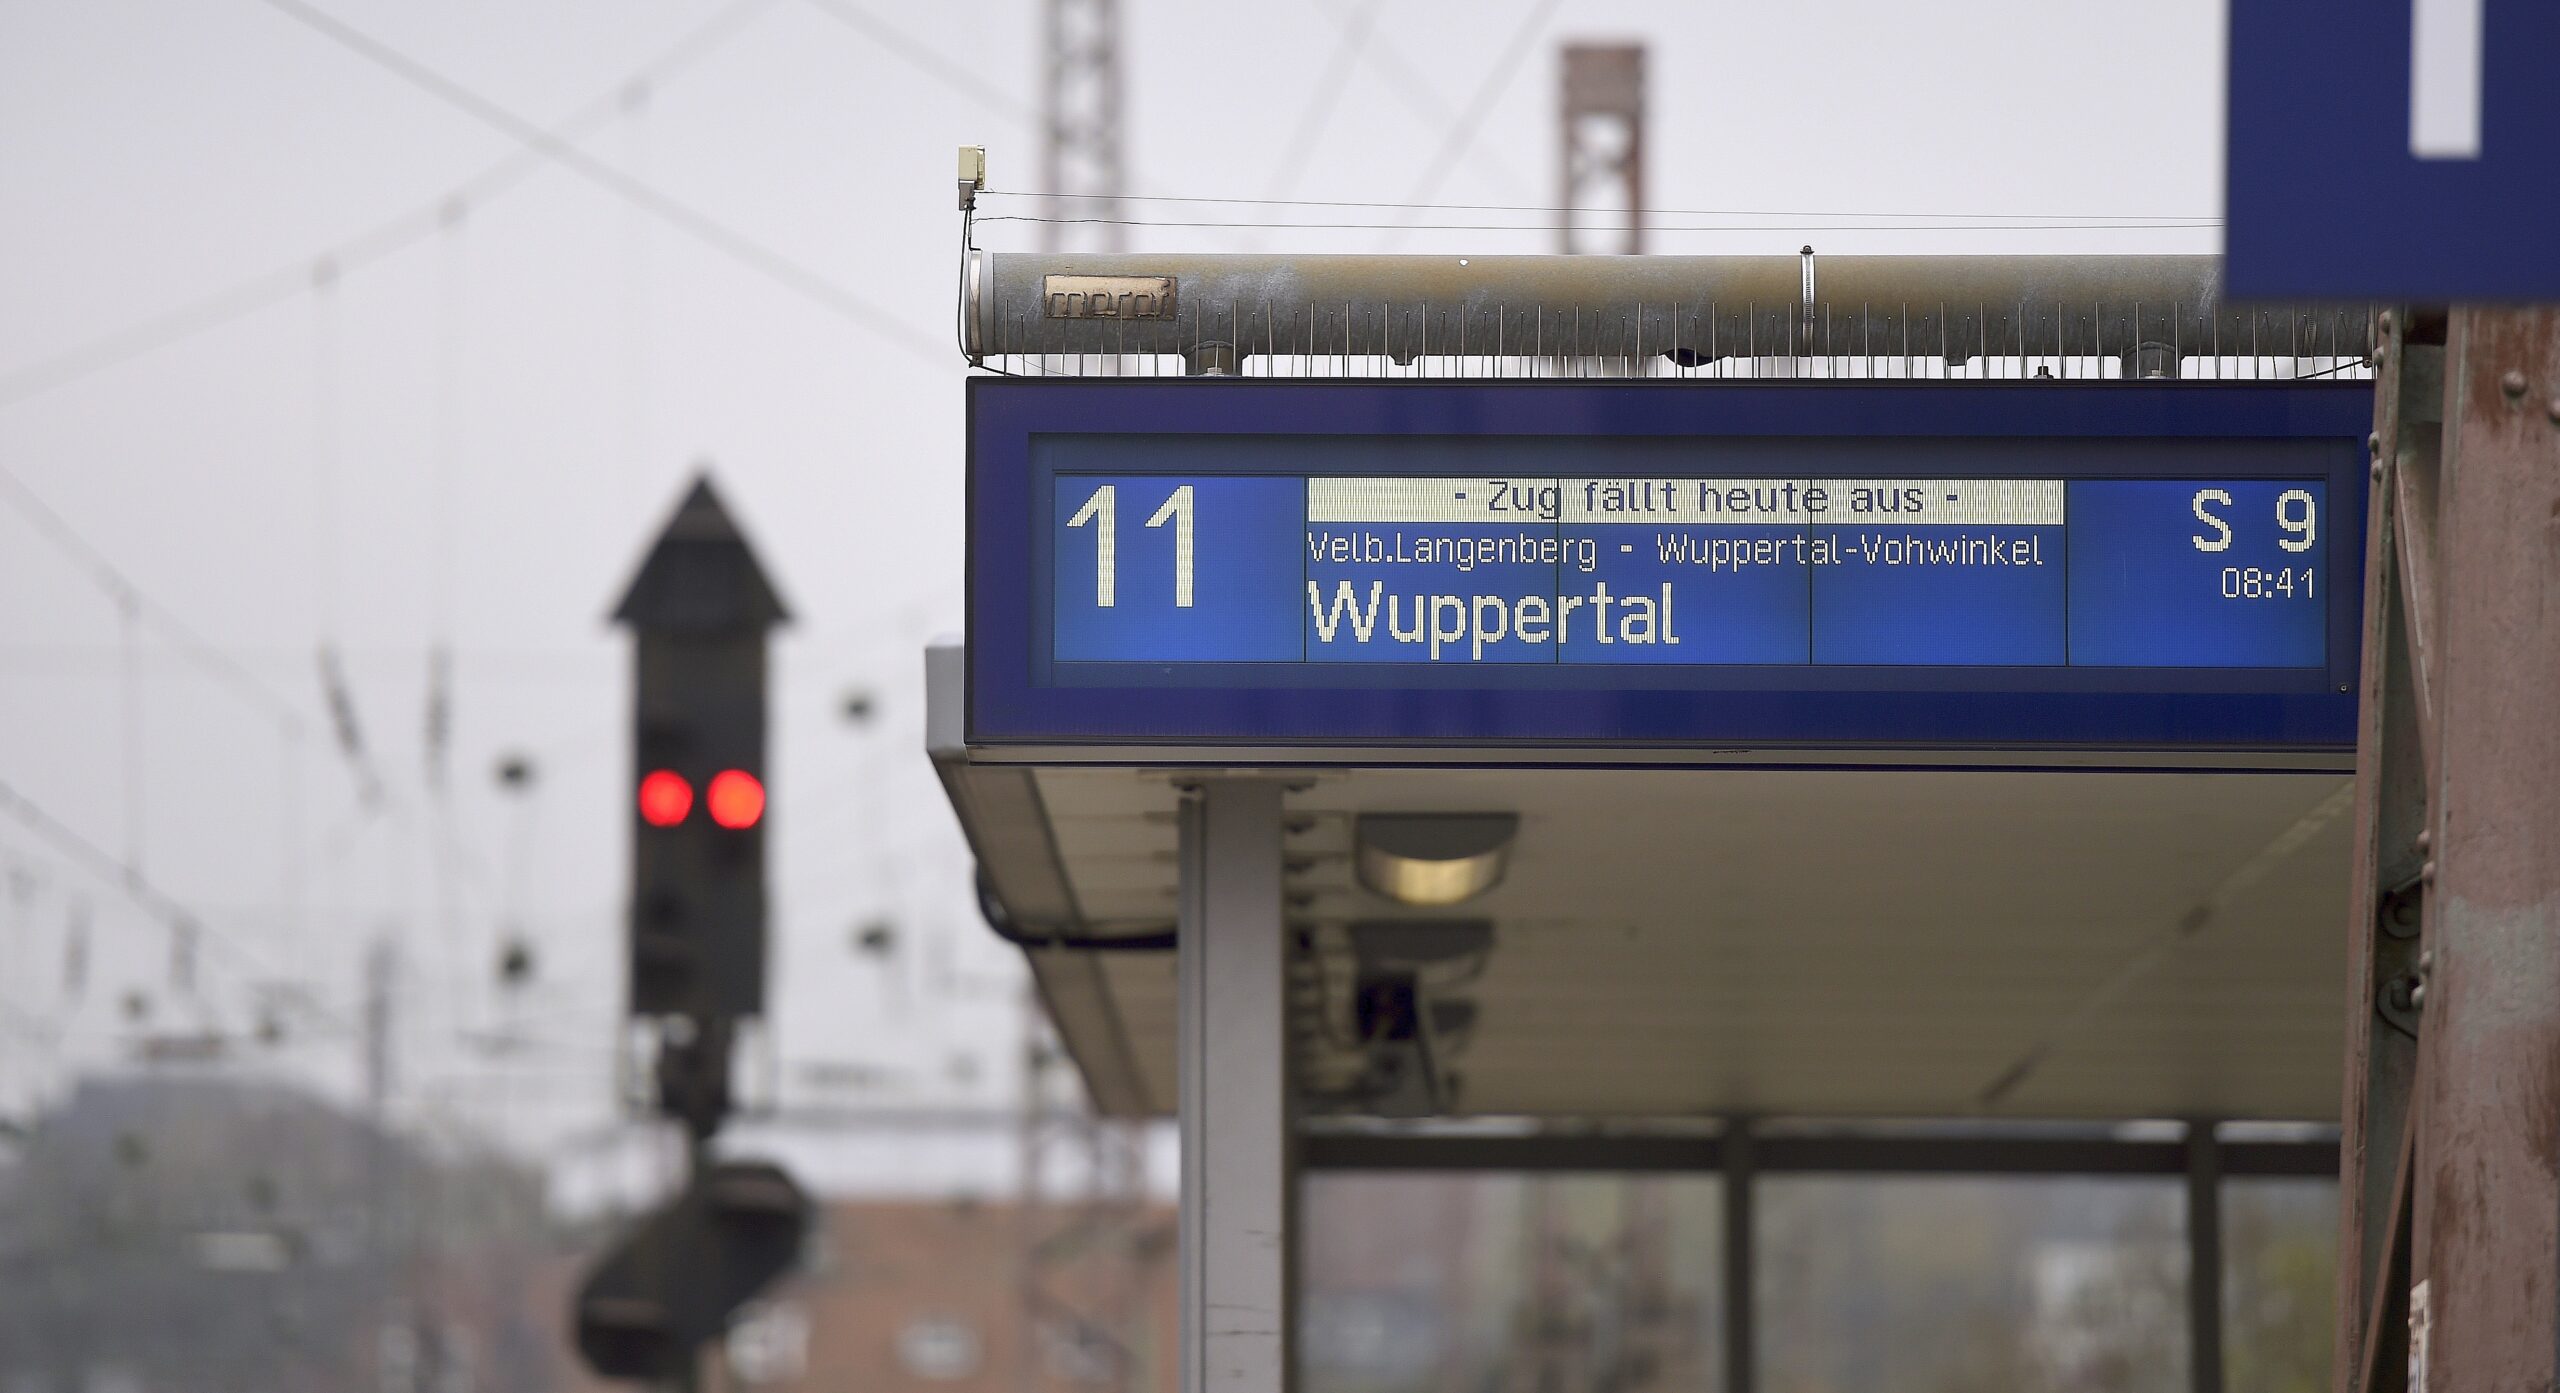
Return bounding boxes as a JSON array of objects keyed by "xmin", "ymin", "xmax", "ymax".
[
  {"xmin": 424, "ymin": 202, "xmax": 460, "ymax": 798},
  {"xmin": 496, "ymin": 758, "xmax": 543, "ymax": 964},
  {"xmin": 1378, "ymin": 0, "xmax": 1565, "ymax": 249},
  {"xmin": 118, "ymin": 588, "xmax": 144, "ymax": 880},
  {"xmin": 425, "ymin": 204, "xmax": 463, "ymax": 797},
  {"xmin": 280, "ymin": 725, "xmax": 307, "ymax": 986},
  {"xmin": 311, "ymin": 262, "xmax": 341, "ymax": 643},
  {"xmin": 171, "ymin": 917, "xmax": 199, "ymax": 998},
  {"xmin": 796, "ymin": 0, "xmax": 1043, "ymax": 131},
  {"xmin": 0, "ymin": 457, "xmax": 357, "ymax": 1022},
  {"xmin": 423, "ymin": 651, "xmax": 453, "ymax": 793},
  {"xmin": 308, "ymin": 264, "xmax": 383, "ymax": 812},
  {"xmin": 1305, "ymin": 0, "xmax": 1533, "ymax": 201},
  {"xmin": 0, "ymin": 0, "xmax": 781, "ymax": 410},
  {"xmin": 0, "ymin": 468, "xmax": 309, "ymax": 743},
  {"xmin": 0, "ymin": 777, "xmax": 353, "ymax": 1032},
  {"xmin": 619, "ymin": 80, "xmax": 655, "ymax": 519},
  {"xmin": 425, "ymin": 204, "xmax": 468, "ymax": 1029},
  {"xmin": 62, "ymin": 896, "xmax": 89, "ymax": 1000},
  {"xmin": 0, "ymin": 855, "xmax": 57, "ymax": 1053},
  {"xmin": 1264, "ymin": 0, "xmax": 1385, "ymax": 204},
  {"xmin": 255, "ymin": 0, "xmax": 941, "ymax": 361},
  {"xmin": 317, "ymin": 647, "xmax": 382, "ymax": 811}
]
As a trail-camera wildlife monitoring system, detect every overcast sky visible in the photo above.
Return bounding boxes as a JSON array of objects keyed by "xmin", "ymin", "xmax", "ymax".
[{"xmin": 0, "ymin": 0, "xmax": 2227, "ymax": 1196}]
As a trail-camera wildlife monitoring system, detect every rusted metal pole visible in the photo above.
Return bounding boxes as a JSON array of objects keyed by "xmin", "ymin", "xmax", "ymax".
[
  {"xmin": 2400, "ymin": 305, "xmax": 2560, "ymax": 1391},
  {"xmin": 2334, "ymin": 307, "xmax": 2439, "ymax": 1393}
]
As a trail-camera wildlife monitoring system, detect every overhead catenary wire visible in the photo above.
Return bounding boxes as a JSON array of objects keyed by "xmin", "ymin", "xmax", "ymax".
[
  {"xmin": 426, "ymin": 210, "xmax": 464, "ymax": 797},
  {"xmin": 1378, "ymin": 0, "xmax": 1567, "ymax": 247},
  {"xmin": 0, "ymin": 0, "xmax": 782, "ymax": 410},
  {"xmin": 119, "ymin": 592, "xmax": 143, "ymax": 882},
  {"xmin": 0, "ymin": 469, "xmax": 310, "ymax": 743},
  {"xmin": 0, "ymin": 460, "xmax": 506, "ymax": 967},
  {"xmin": 307, "ymin": 270, "xmax": 388, "ymax": 809},
  {"xmin": 425, "ymin": 208, "xmax": 468, "ymax": 1024},
  {"xmin": 312, "ymin": 265, "xmax": 341, "ymax": 639},
  {"xmin": 254, "ymin": 0, "xmax": 942, "ymax": 362},
  {"xmin": 616, "ymin": 85, "xmax": 656, "ymax": 519},
  {"xmin": 1306, "ymin": 0, "xmax": 1534, "ymax": 200},
  {"xmin": 0, "ymin": 848, "xmax": 65, "ymax": 1056},
  {"xmin": 1262, "ymin": 0, "xmax": 1386, "ymax": 205},
  {"xmin": 796, "ymin": 0, "xmax": 1044, "ymax": 130},
  {"xmin": 0, "ymin": 777, "xmax": 356, "ymax": 1033}
]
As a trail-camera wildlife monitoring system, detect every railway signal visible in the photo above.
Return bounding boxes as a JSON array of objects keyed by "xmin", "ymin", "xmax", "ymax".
[
  {"xmin": 611, "ymin": 475, "xmax": 787, "ymax": 1040},
  {"xmin": 582, "ymin": 475, "xmax": 799, "ymax": 1389}
]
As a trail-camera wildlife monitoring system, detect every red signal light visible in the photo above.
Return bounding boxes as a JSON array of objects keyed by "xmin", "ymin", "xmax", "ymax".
[
  {"xmin": 706, "ymin": 770, "xmax": 765, "ymax": 830},
  {"xmin": 637, "ymin": 770, "xmax": 693, "ymax": 827}
]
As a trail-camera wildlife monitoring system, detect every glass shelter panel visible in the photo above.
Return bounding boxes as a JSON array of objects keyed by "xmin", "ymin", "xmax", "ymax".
[
  {"xmin": 2222, "ymin": 1179, "xmax": 2340, "ymax": 1393},
  {"xmin": 1758, "ymin": 1176, "xmax": 2190, "ymax": 1393},
  {"xmin": 1300, "ymin": 1174, "xmax": 1725, "ymax": 1393}
]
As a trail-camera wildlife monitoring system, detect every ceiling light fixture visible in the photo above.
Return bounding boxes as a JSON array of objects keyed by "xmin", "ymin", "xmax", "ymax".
[{"xmin": 1355, "ymin": 814, "xmax": 1520, "ymax": 907}]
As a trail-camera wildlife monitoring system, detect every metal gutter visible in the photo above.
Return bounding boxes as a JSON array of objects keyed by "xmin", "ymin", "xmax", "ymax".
[{"xmin": 968, "ymin": 251, "xmax": 2373, "ymax": 370}]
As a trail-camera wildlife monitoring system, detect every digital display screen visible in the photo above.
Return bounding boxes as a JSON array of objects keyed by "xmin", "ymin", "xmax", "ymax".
[
  {"xmin": 968, "ymin": 381, "xmax": 2367, "ymax": 753},
  {"xmin": 1049, "ymin": 474, "xmax": 2329, "ymax": 671}
]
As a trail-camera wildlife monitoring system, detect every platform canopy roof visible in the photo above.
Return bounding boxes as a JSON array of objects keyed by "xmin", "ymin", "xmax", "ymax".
[{"xmin": 945, "ymin": 742, "xmax": 2350, "ymax": 1125}]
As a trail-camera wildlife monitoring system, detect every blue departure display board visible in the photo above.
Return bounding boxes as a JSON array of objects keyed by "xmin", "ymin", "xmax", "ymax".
[
  {"xmin": 969, "ymin": 381, "xmax": 2368, "ymax": 756},
  {"xmin": 1049, "ymin": 475, "xmax": 2330, "ymax": 670}
]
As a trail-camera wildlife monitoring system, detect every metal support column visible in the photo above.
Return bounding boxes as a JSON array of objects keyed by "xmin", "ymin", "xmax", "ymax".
[
  {"xmin": 2187, "ymin": 1122, "xmax": 2224, "ymax": 1393},
  {"xmin": 2335, "ymin": 304, "xmax": 2560, "ymax": 1393},
  {"xmin": 1722, "ymin": 1119, "xmax": 1756, "ymax": 1393},
  {"xmin": 1178, "ymin": 779, "xmax": 1293, "ymax": 1393},
  {"xmin": 2401, "ymin": 306, "xmax": 2560, "ymax": 1391},
  {"xmin": 2334, "ymin": 307, "xmax": 2438, "ymax": 1393}
]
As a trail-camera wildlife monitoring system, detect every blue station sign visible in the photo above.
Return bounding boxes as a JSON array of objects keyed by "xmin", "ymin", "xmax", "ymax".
[
  {"xmin": 2226, "ymin": 0, "xmax": 2560, "ymax": 300},
  {"xmin": 967, "ymin": 381, "xmax": 2369, "ymax": 757}
]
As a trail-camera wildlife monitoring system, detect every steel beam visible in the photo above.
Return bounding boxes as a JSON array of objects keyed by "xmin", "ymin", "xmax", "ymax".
[
  {"xmin": 1177, "ymin": 779, "xmax": 1293, "ymax": 1393},
  {"xmin": 2336, "ymin": 304, "xmax": 2560, "ymax": 1393},
  {"xmin": 2188, "ymin": 1123, "xmax": 2226, "ymax": 1393},
  {"xmin": 1723, "ymin": 1120, "xmax": 1757, "ymax": 1393},
  {"xmin": 1302, "ymin": 1132, "xmax": 1718, "ymax": 1172},
  {"xmin": 1296, "ymin": 1129, "xmax": 2338, "ymax": 1178},
  {"xmin": 2400, "ymin": 305, "xmax": 2560, "ymax": 1392},
  {"xmin": 2334, "ymin": 310, "xmax": 2436, "ymax": 1393}
]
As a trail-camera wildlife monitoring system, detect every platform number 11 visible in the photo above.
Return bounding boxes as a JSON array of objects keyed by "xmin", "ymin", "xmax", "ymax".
[{"xmin": 1068, "ymin": 483, "xmax": 1195, "ymax": 609}]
